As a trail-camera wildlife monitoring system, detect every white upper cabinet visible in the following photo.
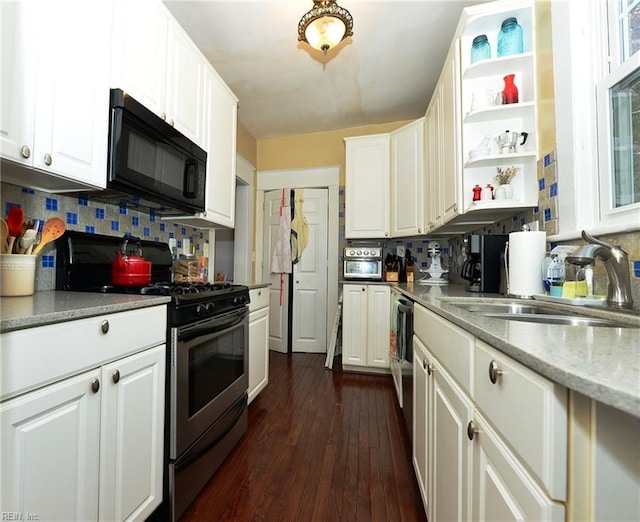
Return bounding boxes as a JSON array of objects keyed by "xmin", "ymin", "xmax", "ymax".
[
  {"xmin": 391, "ymin": 118, "xmax": 426, "ymax": 237},
  {"xmin": 111, "ymin": 0, "xmax": 205, "ymax": 149},
  {"xmin": 344, "ymin": 134, "xmax": 391, "ymax": 239},
  {"xmin": 172, "ymin": 65, "xmax": 238, "ymax": 228},
  {"xmin": 0, "ymin": 0, "xmax": 112, "ymax": 191}
]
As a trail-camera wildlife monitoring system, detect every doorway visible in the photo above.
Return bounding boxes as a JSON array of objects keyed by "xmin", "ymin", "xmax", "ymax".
[{"xmin": 257, "ymin": 166, "xmax": 340, "ymax": 355}]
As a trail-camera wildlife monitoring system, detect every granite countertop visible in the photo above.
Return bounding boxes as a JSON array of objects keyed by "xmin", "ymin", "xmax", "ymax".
[
  {"xmin": 0, "ymin": 291, "xmax": 171, "ymax": 333},
  {"xmin": 390, "ymin": 283, "xmax": 640, "ymax": 419}
]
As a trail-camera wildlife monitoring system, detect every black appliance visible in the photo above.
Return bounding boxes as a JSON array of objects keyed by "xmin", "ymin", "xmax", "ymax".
[
  {"xmin": 105, "ymin": 88, "xmax": 207, "ymax": 216},
  {"xmin": 55, "ymin": 231, "xmax": 249, "ymax": 521},
  {"xmin": 461, "ymin": 234, "xmax": 508, "ymax": 293}
]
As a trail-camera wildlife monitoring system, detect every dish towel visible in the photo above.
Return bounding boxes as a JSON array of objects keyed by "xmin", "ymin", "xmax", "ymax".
[
  {"xmin": 290, "ymin": 189, "xmax": 309, "ymax": 264},
  {"xmin": 271, "ymin": 189, "xmax": 291, "ymax": 305}
]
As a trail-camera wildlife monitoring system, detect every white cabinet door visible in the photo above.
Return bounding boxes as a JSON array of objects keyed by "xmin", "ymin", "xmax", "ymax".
[
  {"xmin": 413, "ymin": 335, "xmax": 432, "ymax": 517},
  {"xmin": 0, "ymin": 369, "xmax": 101, "ymax": 521},
  {"xmin": 0, "ymin": 0, "xmax": 37, "ymax": 167},
  {"xmin": 248, "ymin": 305, "xmax": 269, "ymax": 404},
  {"xmin": 165, "ymin": 18, "xmax": 205, "ymax": 146},
  {"xmin": 99, "ymin": 345, "xmax": 165, "ymax": 522},
  {"xmin": 425, "ymin": 98, "xmax": 442, "ymax": 232},
  {"xmin": 344, "ymin": 135, "xmax": 391, "ymax": 239},
  {"xmin": 111, "ymin": 0, "xmax": 168, "ymax": 116},
  {"xmin": 391, "ymin": 118, "xmax": 426, "ymax": 237},
  {"xmin": 1, "ymin": 0, "xmax": 110, "ymax": 190},
  {"xmin": 366, "ymin": 284, "xmax": 391, "ymax": 368},
  {"xmin": 440, "ymin": 39, "xmax": 461, "ymax": 224},
  {"xmin": 431, "ymin": 359, "xmax": 473, "ymax": 522},
  {"xmin": 202, "ymin": 65, "xmax": 238, "ymax": 227},
  {"xmin": 471, "ymin": 412, "xmax": 565, "ymax": 522},
  {"xmin": 341, "ymin": 284, "xmax": 368, "ymax": 367}
]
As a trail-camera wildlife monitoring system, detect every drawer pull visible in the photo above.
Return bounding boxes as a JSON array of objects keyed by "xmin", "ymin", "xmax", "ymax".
[
  {"xmin": 488, "ymin": 360, "xmax": 503, "ymax": 384},
  {"xmin": 91, "ymin": 378, "xmax": 100, "ymax": 393},
  {"xmin": 467, "ymin": 420, "xmax": 478, "ymax": 441},
  {"xmin": 101, "ymin": 320, "xmax": 110, "ymax": 334},
  {"xmin": 112, "ymin": 370, "xmax": 120, "ymax": 384}
]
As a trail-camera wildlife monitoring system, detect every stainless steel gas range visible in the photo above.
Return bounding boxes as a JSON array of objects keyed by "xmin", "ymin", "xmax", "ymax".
[{"xmin": 55, "ymin": 231, "xmax": 249, "ymax": 520}]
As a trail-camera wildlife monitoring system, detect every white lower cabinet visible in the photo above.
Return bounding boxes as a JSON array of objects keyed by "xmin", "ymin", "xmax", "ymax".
[
  {"xmin": 0, "ymin": 307, "xmax": 167, "ymax": 521},
  {"xmin": 413, "ymin": 303, "xmax": 566, "ymax": 521},
  {"xmin": 342, "ymin": 284, "xmax": 391, "ymax": 371},
  {"xmin": 248, "ymin": 287, "xmax": 269, "ymax": 404},
  {"xmin": 1, "ymin": 369, "xmax": 102, "ymax": 520}
]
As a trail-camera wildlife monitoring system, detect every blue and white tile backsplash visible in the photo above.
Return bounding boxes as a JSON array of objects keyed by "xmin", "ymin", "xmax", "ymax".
[{"xmin": 1, "ymin": 182, "xmax": 209, "ymax": 290}]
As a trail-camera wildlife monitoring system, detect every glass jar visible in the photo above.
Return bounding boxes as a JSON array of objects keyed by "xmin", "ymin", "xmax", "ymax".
[
  {"xmin": 470, "ymin": 34, "xmax": 491, "ymax": 63},
  {"xmin": 497, "ymin": 17, "xmax": 523, "ymax": 57},
  {"xmin": 173, "ymin": 254, "xmax": 199, "ymax": 283}
]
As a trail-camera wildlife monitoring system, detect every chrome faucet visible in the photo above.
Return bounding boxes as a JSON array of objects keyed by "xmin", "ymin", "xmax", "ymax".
[{"xmin": 566, "ymin": 231, "xmax": 634, "ymax": 309}]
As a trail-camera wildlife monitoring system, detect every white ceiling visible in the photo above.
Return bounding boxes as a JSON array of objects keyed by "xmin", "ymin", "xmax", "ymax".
[{"xmin": 163, "ymin": 0, "xmax": 487, "ymax": 139}]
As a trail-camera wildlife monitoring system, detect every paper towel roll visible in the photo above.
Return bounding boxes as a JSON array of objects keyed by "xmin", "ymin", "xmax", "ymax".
[{"xmin": 508, "ymin": 231, "xmax": 546, "ymax": 297}]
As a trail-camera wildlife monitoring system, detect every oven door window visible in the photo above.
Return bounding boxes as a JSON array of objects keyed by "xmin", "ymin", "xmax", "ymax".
[
  {"xmin": 188, "ymin": 324, "xmax": 245, "ymax": 418},
  {"xmin": 345, "ymin": 260, "xmax": 380, "ymax": 276}
]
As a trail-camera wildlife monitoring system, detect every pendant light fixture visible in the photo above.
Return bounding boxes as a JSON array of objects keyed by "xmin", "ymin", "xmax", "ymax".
[{"xmin": 298, "ymin": 0, "xmax": 353, "ymax": 54}]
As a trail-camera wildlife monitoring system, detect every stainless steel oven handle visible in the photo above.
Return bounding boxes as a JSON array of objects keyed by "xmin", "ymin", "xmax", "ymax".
[{"xmin": 178, "ymin": 307, "xmax": 248, "ymax": 342}]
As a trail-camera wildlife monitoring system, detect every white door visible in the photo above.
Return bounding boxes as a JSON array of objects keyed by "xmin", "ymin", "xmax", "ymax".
[
  {"xmin": 291, "ymin": 189, "xmax": 328, "ymax": 353},
  {"xmin": 263, "ymin": 189, "xmax": 290, "ymax": 354}
]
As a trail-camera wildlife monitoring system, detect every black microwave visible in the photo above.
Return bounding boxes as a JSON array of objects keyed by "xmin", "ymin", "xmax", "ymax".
[{"xmin": 107, "ymin": 88, "xmax": 207, "ymax": 215}]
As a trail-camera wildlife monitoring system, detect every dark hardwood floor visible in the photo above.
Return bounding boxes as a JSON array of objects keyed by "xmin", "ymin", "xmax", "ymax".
[{"xmin": 180, "ymin": 352, "xmax": 427, "ymax": 522}]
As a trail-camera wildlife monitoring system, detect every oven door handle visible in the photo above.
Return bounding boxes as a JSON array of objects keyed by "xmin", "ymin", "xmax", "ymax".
[{"xmin": 178, "ymin": 307, "xmax": 248, "ymax": 342}]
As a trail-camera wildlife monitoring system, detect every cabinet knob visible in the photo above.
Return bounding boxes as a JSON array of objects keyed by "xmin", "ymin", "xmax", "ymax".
[
  {"xmin": 361, "ymin": 287, "xmax": 366, "ymax": 292},
  {"xmin": 453, "ymin": 203, "xmax": 458, "ymax": 213},
  {"xmin": 418, "ymin": 228, "xmax": 422, "ymax": 233},
  {"xmin": 112, "ymin": 370, "xmax": 120, "ymax": 384},
  {"xmin": 44, "ymin": 153, "xmax": 52, "ymax": 166},
  {"xmin": 21, "ymin": 145, "xmax": 31, "ymax": 159},
  {"xmin": 91, "ymin": 378, "xmax": 100, "ymax": 393},
  {"xmin": 488, "ymin": 360, "xmax": 503, "ymax": 384},
  {"xmin": 427, "ymin": 362, "xmax": 433, "ymax": 375},
  {"xmin": 467, "ymin": 420, "xmax": 478, "ymax": 441},
  {"xmin": 422, "ymin": 358, "xmax": 428, "ymax": 370},
  {"xmin": 161, "ymin": 112, "xmax": 167, "ymax": 121},
  {"xmin": 100, "ymin": 320, "xmax": 110, "ymax": 334},
  {"xmin": 169, "ymin": 119, "xmax": 174, "ymax": 127},
  {"xmin": 385, "ymin": 232, "xmax": 389, "ymax": 237},
  {"xmin": 258, "ymin": 290, "xmax": 262, "ymax": 296}
]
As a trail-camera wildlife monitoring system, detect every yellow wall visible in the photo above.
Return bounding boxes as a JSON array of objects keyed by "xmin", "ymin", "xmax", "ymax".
[
  {"xmin": 256, "ymin": 121, "xmax": 412, "ymax": 184},
  {"xmin": 236, "ymin": 120, "xmax": 257, "ymax": 168},
  {"xmin": 535, "ymin": 0, "xmax": 556, "ymax": 155}
]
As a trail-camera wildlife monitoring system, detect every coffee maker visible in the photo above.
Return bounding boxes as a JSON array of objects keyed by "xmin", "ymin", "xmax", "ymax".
[{"xmin": 461, "ymin": 234, "xmax": 508, "ymax": 293}]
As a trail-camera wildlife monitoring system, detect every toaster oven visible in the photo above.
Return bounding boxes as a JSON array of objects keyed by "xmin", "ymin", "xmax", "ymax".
[{"xmin": 343, "ymin": 246, "xmax": 383, "ymax": 280}]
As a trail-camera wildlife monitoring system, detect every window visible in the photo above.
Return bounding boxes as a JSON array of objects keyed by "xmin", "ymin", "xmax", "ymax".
[{"xmin": 596, "ymin": 0, "xmax": 640, "ymax": 226}]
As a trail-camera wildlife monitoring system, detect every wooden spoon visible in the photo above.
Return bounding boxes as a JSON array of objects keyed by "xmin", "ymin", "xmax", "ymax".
[
  {"xmin": 31, "ymin": 217, "xmax": 66, "ymax": 256},
  {"xmin": 0, "ymin": 219, "xmax": 8, "ymax": 254}
]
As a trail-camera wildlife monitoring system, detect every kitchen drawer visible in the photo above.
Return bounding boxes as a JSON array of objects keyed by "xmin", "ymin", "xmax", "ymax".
[
  {"xmin": 414, "ymin": 304, "xmax": 474, "ymax": 395},
  {"xmin": 1, "ymin": 305, "xmax": 167, "ymax": 401},
  {"xmin": 473, "ymin": 339, "xmax": 568, "ymax": 501},
  {"xmin": 249, "ymin": 287, "xmax": 269, "ymax": 312}
]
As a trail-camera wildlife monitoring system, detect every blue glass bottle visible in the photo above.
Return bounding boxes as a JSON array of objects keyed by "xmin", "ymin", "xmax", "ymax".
[
  {"xmin": 497, "ymin": 17, "xmax": 523, "ymax": 57},
  {"xmin": 470, "ymin": 34, "xmax": 491, "ymax": 63}
]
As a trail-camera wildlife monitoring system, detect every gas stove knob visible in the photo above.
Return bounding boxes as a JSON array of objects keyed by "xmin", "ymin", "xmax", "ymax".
[
  {"xmin": 196, "ymin": 304, "xmax": 206, "ymax": 315},
  {"xmin": 233, "ymin": 295, "xmax": 247, "ymax": 306},
  {"xmin": 205, "ymin": 302, "xmax": 215, "ymax": 313},
  {"xmin": 348, "ymin": 249, "xmax": 355, "ymax": 256},
  {"xmin": 356, "ymin": 250, "xmax": 362, "ymax": 256},
  {"xmin": 364, "ymin": 250, "xmax": 369, "ymax": 256}
]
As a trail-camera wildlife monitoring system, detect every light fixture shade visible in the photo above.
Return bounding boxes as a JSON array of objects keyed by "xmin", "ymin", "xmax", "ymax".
[{"xmin": 298, "ymin": 0, "xmax": 353, "ymax": 53}]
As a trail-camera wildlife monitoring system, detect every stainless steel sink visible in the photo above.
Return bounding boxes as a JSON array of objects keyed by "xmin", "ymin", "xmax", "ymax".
[
  {"xmin": 478, "ymin": 313, "xmax": 634, "ymax": 328},
  {"xmin": 451, "ymin": 302, "xmax": 569, "ymax": 315},
  {"xmin": 449, "ymin": 301, "xmax": 636, "ymax": 328}
]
